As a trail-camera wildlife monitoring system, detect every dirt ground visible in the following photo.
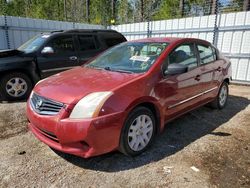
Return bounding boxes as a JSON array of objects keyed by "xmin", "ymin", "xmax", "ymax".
[{"xmin": 0, "ymin": 85, "xmax": 249, "ymax": 188}]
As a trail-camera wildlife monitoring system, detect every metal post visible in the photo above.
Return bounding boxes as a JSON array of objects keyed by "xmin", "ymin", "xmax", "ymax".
[
  {"xmin": 4, "ymin": 16, "xmax": 10, "ymax": 49},
  {"xmin": 147, "ymin": 6, "xmax": 151, "ymax": 38},
  {"xmin": 212, "ymin": 0, "xmax": 219, "ymax": 46},
  {"xmin": 147, "ymin": 20, "xmax": 150, "ymax": 38}
]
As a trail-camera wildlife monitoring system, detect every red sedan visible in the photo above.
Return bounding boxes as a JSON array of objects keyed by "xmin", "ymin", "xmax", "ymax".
[{"xmin": 26, "ymin": 38, "xmax": 231, "ymax": 158}]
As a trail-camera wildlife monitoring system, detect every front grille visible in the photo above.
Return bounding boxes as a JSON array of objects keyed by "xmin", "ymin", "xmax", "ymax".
[{"xmin": 30, "ymin": 93, "xmax": 64, "ymax": 115}]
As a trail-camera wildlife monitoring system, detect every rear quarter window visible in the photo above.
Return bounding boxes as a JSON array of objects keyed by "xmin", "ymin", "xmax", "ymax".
[
  {"xmin": 101, "ymin": 33, "xmax": 127, "ymax": 48},
  {"xmin": 197, "ymin": 44, "xmax": 216, "ymax": 64}
]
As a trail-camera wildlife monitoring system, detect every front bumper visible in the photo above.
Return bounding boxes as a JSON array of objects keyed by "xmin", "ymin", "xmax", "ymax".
[{"xmin": 27, "ymin": 99, "xmax": 126, "ymax": 158}]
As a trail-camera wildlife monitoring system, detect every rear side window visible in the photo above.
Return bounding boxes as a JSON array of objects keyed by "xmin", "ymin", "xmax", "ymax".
[
  {"xmin": 48, "ymin": 36, "xmax": 75, "ymax": 54},
  {"xmin": 78, "ymin": 35, "xmax": 97, "ymax": 51},
  {"xmin": 197, "ymin": 45, "xmax": 216, "ymax": 64},
  {"xmin": 102, "ymin": 33, "xmax": 126, "ymax": 47}
]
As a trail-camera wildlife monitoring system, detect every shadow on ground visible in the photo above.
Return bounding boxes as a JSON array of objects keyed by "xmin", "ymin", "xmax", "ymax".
[{"xmin": 53, "ymin": 95, "xmax": 250, "ymax": 172}]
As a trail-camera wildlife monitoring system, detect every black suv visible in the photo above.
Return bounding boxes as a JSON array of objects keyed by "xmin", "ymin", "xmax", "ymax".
[{"xmin": 0, "ymin": 29, "xmax": 126, "ymax": 100}]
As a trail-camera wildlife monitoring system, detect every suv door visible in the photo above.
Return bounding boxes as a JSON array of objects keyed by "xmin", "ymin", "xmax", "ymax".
[
  {"xmin": 37, "ymin": 34, "xmax": 78, "ymax": 78},
  {"xmin": 75, "ymin": 34, "xmax": 101, "ymax": 65},
  {"xmin": 158, "ymin": 43, "xmax": 204, "ymax": 120}
]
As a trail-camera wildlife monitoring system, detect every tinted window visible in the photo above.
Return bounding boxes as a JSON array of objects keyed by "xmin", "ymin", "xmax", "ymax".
[
  {"xmin": 78, "ymin": 35, "xmax": 97, "ymax": 51},
  {"xmin": 102, "ymin": 33, "xmax": 126, "ymax": 47},
  {"xmin": 197, "ymin": 45, "xmax": 216, "ymax": 64},
  {"xmin": 169, "ymin": 44, "xmax": 197, "ymax": 69},
  {"xmin": 48, "ymin": 36, "xmax": 74, "ymax": 54},
  {"xmin": 104, "ymin": 38, "xmax": 126, "ymax": 47}
]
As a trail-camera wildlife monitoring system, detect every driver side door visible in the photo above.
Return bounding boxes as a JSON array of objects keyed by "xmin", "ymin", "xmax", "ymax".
[{"xmin": 156, "ymin": 43, "xmax": 204, "ymax": 121}]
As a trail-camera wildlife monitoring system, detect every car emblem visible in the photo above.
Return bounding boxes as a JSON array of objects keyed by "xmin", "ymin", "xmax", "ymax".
[{"xmin": 35, "ymin": 99, "xmax": 43, "ymax": 109}]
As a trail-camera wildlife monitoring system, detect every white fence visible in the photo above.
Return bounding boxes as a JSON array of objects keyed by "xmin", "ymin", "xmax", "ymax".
[
  {"xmin": 0, "ymin": 16, "xmax": 104, "ymax": 50},
  {"xmin": 111, "ymin": 11, "xmax": 250, "ymax": 84}
]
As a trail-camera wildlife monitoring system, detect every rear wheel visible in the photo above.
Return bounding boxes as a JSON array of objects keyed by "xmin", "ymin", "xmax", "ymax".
[
  {"xmin": 0, "ymin": 72, "xmax": 33, "ymax": 101},
  {"xmin": 209, "ymin": 81, "xmax": 229, "ymax": 109},
  {"xmin": 119, "ymin": 107, "xmax": 156, "ymax": 156}
]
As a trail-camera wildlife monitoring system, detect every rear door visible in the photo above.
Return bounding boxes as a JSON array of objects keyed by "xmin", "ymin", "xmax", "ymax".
[
  {"xmin": 75, "ymin": 34, "xmax": 102, "ymax": 65},
  {"xmin": 196, "ymin": 43, "xmax": 218, "ymax": 97},
  {"xmin": 37, "ymin": 34, "xmax": 78, "ymax": 78}
]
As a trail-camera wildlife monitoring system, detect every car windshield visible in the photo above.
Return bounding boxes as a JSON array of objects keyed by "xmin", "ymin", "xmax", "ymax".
[
  {"xmin": 86, "ymin": 42, "xmax": 169, "ymax": 73},
  {"xmin": 17, "ymin": 34, "xmax": 50, "ymax": 53}
]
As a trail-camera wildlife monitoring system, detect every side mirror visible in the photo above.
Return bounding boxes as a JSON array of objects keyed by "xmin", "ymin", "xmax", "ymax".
[
  {"xmin": 41, "ymin": 47, "xmax": 54, "ymax": 55},
  {"xmin": 164, "ymin": 63, "xmax": 188, "ymax": 76}
]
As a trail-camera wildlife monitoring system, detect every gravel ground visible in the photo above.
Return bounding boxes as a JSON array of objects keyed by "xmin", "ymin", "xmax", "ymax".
[{"xmin": 0, "ymin": 85, "xmax": 249, "ymax": 188}]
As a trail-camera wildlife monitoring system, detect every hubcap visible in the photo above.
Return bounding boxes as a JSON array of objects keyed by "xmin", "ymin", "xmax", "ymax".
[
  {"xmin": 5, "ymin": 77, "xmax": 28, "ymax": 97},
  {"xmin": 128, "ymin": 115, "xmax": 153, "ymax": 151},
  {"xmin": 219, "ymin": 85, "xmax": 228, "ymax": 106}
]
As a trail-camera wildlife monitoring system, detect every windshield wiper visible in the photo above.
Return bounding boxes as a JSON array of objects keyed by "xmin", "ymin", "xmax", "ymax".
[
  {"xmin": 104, "ymin": 66, "xmax": 133, "ymax": 74},
  {"xmin": 85, "ymin": 65, "xmax": 103, "ymax": 70}
]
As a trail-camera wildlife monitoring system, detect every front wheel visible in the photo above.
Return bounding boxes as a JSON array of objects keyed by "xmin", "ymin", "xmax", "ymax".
[
  {"xmin": 119, "ymin": 106, "xmax": 156, "ymax": 156},
  {"xmin": 0, "ymin": 72, "xmax": 33, "ymax": 101},
  {"xmin": 209, "ymin": 81, "xmax": 229, "ymax": 109}
]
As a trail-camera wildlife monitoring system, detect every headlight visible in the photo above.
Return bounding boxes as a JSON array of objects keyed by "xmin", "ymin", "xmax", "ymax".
[{"xmin": 69, "ymin": 91, "xmax": 113, "ymax": 119}]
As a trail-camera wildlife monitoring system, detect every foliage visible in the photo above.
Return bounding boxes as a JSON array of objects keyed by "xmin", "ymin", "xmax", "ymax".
[{"xmin": 0, "ymin": 0, "xmax": 246, "ymax": 25}]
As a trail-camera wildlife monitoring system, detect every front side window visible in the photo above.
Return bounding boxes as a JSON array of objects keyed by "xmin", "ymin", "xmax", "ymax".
[
  {"xmin": 47, "ymin": 36, "xmax": 75, "ymax": 54},
  {"xmin": 168, "ymin": 44, "xmax": 197, "ymax": 69},
  {"xmin": 78, "ymin": 35, "xmax": 97, "ymax": 51},
  {"xmin": 197, "ymin": 45, "xmax": 216, "ymax": 64},
  {"xmin": 86, "ymin": 42, "xmax": 169, "ymax": 73}
]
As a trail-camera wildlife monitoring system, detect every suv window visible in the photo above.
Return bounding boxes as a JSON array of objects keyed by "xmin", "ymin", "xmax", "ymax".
[
  {"xmin": 168, "ymin": 44, "xmax": 197, "ymax": 69},
  {"xmin": 104, "ymin": 38, "xmax": 125, "ymax": 47},
  {"xmin": 78, "ymin": 35, "xmax": 97, "ymax": 51},
  {"xmin": 48, "ymin": 36, "xmax": 74, "ymax": 54},
  {"xmin": 102, "ymin": 33, "xmax": 126, "ymax": 47},
  {"xmin": 197, "ymin": 45, "xmax": 216, "ymax": 64}
]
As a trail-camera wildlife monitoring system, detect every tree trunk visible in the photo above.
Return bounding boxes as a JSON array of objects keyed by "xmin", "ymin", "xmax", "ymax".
[
  {"xmin": 211, "ymin": 0, "xmax": 217, "ymax": 15},
  {"xmin": 243, "ymin": 0, "xmax": 250, "ymax": 11},
  {"xmin": 86, "ymin": 0, "xmax": 90, "ymax": 23},
  {"xmin": 141, "ymin": 0, "xmax": 144, "ymax": 21},
  {"xmin": 179, "ymin": 0, "xmax": 184, "ymax": 17},
  {"xmin": 64, "ymin": 0, "xmax": 67, "ymax": 21}
]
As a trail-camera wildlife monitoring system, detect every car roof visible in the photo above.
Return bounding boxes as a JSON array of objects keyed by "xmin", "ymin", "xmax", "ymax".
[
  {"xmin": 132, "ymin": 37, "xmax": 211, "ymax": 45},
  {"xmin": 43, "ymin": 29, "xmax": 120, "ymax": 35}
]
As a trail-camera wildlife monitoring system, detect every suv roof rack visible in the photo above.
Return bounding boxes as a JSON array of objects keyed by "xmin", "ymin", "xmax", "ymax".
[{"xmin": 63, "ymin": 29, "xmax": 118, "ymax": 33}]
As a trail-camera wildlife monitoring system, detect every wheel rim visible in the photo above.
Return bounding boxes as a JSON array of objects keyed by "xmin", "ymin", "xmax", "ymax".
[
  {"xmin": 5, "ymin": 77, "xmax": 28, "ymax": 97},
  {"xmin": 219, "ymin": 85, "xmax": 228, "ymax": 106},
  {"xmin": 128, "ymin": 114, "xmax": 153, "ymax": 151}
]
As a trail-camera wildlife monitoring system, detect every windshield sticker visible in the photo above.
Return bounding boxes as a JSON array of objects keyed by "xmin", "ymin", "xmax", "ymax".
[
  {"xmin": 130, "ymin": 56, "xmax": 150, "ymax": 62},
  {"xmin": 41, "ymin": 35, "xmax": 50, "ymax": 38}
]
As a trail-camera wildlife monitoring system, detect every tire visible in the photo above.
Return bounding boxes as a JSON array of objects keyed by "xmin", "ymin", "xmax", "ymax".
[
  {"xmin": 209, "ymin": 81, "xmax": 229, "ymax": 109},
  {"xmin": 119, "ymin": 106, "xmax": 156, "ymax": 156},
  {"xmin": 0, "ymin": 72, "xmax": 33, "ymax": 101}
]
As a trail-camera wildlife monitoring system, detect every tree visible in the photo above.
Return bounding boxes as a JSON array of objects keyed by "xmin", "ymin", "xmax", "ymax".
[{"xmin": 153, "ymin": 0, "xmax": 180, "ymax": 20}]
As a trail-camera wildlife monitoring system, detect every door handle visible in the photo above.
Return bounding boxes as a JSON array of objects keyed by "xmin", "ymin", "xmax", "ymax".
[
  {"xmin": 216, "ymin": 66, "xmax": 222, "ymax": 72},
  {"xmin": 195, "ymin": 75, "xmax": 201, "ymax": 81},
  {"xmin": 69, "ymin": 56, "xmax": 78, "ymax": 61}
]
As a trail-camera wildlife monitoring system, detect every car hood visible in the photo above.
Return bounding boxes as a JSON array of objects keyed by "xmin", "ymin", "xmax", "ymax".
[
  {"xmin": 0, "ymin": 49, "xmax": 33, "ymax": 65},
  {"xmin": 34, "ymin": 67, "xmax": 143, "ymax": 104}
]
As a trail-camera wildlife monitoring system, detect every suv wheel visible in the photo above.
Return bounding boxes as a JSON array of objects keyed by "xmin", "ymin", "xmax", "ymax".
[
  {"xmin": 0, "ymin": 72, "xmax": 33, "ymax": 101},
  {"xmin": 119, "ymin": 106, "xmax": 156, "ymax": 156},
  {"xmin": 209, "ymin": 81, "xmax": 229, "ymax": 109}
]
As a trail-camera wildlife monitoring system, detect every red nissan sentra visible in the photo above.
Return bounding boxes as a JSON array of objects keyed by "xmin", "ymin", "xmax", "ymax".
[{"xmin": 27, "ymin": 38, "xmax": 231, "ymax": 158}]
